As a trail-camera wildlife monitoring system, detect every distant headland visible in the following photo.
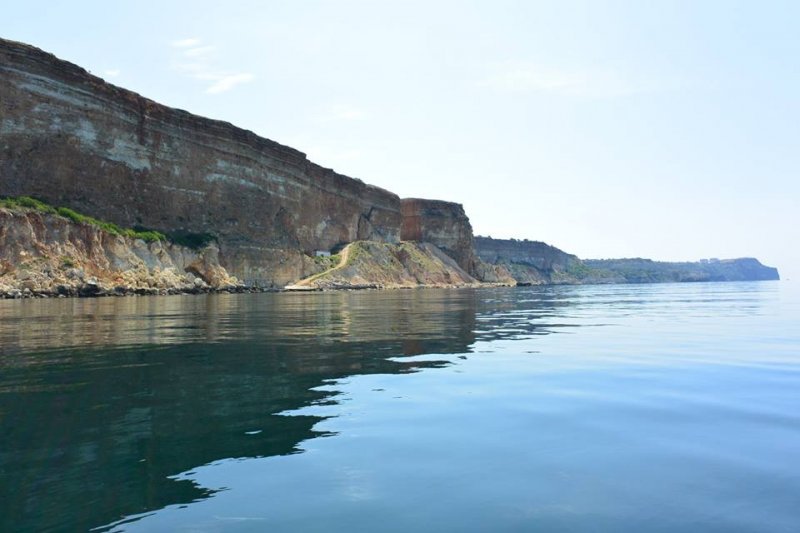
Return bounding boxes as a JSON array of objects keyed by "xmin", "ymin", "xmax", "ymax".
[{"xmin": 0, "ymin": 38, "xmax": 779, "ymax": 298}]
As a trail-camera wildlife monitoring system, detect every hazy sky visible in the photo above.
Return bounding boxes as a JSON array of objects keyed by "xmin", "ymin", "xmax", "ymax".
[{"xmin": 3, "ymin": 1, "xmax": 798, "ymax": 278}]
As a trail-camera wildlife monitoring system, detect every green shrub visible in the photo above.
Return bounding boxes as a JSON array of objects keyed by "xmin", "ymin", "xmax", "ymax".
[
  {"xmin": 17, "ymin": 196, "xmax": 57, "ymax": 213},
  {"xmin": 0, "ymin": 195, "xmax": 57, "ymax": 214},
  {"xmin": 5, "ymin": 196, "xmax": 167, "ymax": 243},
  {"xmin": 565, "ymin": 261, "xmax": 592, "ymax": 278},
  {"xmin": 56, "ymin": 206, "xmax": 85, "ymax": 224},
  {"xmin": 134, "ymin": 230, "xmax": 167, "ymax": 243},
  {"xmin": 169, "ymin": 232, "xmax": 216, "ymax": 249}
]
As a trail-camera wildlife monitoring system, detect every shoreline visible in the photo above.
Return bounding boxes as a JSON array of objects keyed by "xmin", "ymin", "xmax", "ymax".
[
  {"xmin": 0, "ymin": 281, "xmax": 495, "ymax": 300},
  {"xmin": 1, "ymin": 278, "xmax": 783, "ymax": 301}
]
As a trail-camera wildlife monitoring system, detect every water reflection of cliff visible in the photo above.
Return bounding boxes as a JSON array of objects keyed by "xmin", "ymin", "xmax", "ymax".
[
  {"xmin": 0, "ymin": 288, "xmax": 567, "ymax": 532},
  {"xmin": 0, "ymin": 291, "xmax": 482, "ymax": 355}
]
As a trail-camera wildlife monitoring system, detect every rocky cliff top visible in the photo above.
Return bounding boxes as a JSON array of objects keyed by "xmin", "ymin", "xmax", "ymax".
[
  {"xmin": 401, "ymin": 198, "xmax": 466, "ymax": 211},
  {"xmin": 0, "ymin": 37, "xmax": 396, "ymax": 199},
  {"xmin": 474, "ymin": 236, "xmax": 579, "ymax": 269},
  {"xmin": 1, "ymin": 39, "xmax": 301, "ymax": 161}
]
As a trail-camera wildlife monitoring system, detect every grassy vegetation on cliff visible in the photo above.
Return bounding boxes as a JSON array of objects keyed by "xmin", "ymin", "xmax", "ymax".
[
  {"xmin": 0, "ymin": 196, "xmax": 58, "ymax": 214},
  {"xmin": 0, "ymin": 196, "xmax": 166, "ymax": 242},
  {"xmin": 299, "ymin": 252, "xmax": 344, "ymax": 285}
]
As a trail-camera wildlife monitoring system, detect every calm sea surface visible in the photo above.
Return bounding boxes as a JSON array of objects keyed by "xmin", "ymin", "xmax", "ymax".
[{"xmin": 0, "ymin": 282, "xmax": 798, "ymax": 532}]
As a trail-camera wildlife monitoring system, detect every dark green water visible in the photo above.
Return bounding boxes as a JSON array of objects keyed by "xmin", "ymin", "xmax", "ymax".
[{"xmin": 1, "ymin": 282, "xmax": 798, "ymax": 532}]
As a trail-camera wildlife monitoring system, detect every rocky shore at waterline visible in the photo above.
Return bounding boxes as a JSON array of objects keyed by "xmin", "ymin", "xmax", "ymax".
[
  {"xmin": 0, "ymin": 279, "xmax": 270, "ymax": 300},
  {"xmin": 0, "ymin": 206, "xmax": 250, "ymax": 300}
]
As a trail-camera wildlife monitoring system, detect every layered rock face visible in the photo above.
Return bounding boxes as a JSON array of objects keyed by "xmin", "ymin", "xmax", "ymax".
[
  {"xmin": 0, "ymin": 38, "xmax": 400, "ymax": 286},
  {"xmin": 401, "ymin": 198, "xmax": 477, "ymax": 275},
  {"xmin": 0, "ymin": 207, "xmax": 240, "ymax": 296},
  {"xmin": 474, "ymin": 236, "xmax": 581, "ymax": 284}
]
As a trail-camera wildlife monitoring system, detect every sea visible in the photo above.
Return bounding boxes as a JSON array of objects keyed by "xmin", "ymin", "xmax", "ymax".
[{"xmin": 0, "ymin": 281, "xmax": 798, "ymax": 532}]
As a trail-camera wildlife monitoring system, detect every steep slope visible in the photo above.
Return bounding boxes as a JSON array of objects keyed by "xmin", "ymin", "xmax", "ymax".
[
  {"xmin": 290, "ymin": 241, "xmax": 482, "ymax": 290},
  {"xmin": 0, "ymin": 206, "xmax": 242, "ymax": 297}
]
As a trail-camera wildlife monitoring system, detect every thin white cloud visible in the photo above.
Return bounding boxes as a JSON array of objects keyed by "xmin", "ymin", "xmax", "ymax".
[
  {"xmin": 169, "ymin": 39, "xmax": 254, "ymax": 95},
  {"xmin": 482, "ymin": 61, "xmax": 677, "ymax": 98},
  {"xmin": 206, "ymin": 73, "xmax": 255, "ymax": 94},
  {"xmin": 320, "ymin": 105, "xmax": 369, "ymax": 122},
  {"xmin": 103, "ymin": 69, "xmax": 121, "ymax": 78},
  {"xmin": 183, "ymin": 46, "xmax": 217, "ymax": 58},
  {"xmin": 171, "ymin": 38, "xmax": 201, "ymax": 48}
]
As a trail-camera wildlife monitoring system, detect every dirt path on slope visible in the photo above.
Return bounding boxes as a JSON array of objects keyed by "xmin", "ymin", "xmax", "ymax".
[{"xmin": 288, "ymin": 243, "xmax": 352, "ymax": 288}]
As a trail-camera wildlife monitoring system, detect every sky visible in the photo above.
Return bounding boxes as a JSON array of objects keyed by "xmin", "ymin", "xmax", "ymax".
[{"xmin": 2, "ymin": 0, "xmax": 798, "ymax": 279}]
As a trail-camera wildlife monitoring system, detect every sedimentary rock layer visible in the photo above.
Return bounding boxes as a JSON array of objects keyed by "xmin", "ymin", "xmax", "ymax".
[
  {"xmin": 0, "ymin": 207, "xmax": 240, "ymax": 297},
  {"xmin": 474, "ymin": 236, "xmax": 581, "ymax": 284},
  {"xmin": 0, "ymin": 38, "xmax": 400, "ymax": 286},
  {"xmin": 401, "ymin": 198, "xmax": 477, "ymax": 275}
]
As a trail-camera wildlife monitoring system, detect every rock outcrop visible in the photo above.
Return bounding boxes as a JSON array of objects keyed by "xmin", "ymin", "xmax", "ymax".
[
  {"xmin": 474, "ymin": 236, "xmax": 582, "ymax": 284},
  {"xmin": 0, "ymin": 38, "xmax": 400, "ymax": 287},
  {"xmin": 401, "ymin": 198, "xmax": 478, "ymax": 276},
  {"xmin": 0, "ymin": 207, "xmax": 242, "ymax": 297}
]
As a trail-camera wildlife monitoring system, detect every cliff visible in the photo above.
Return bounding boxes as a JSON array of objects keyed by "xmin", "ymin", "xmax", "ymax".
[
  {"xmin": 400, "ymin": 199, "xmax": 477, "ymax": 275},
  {"xmin": 474, "ymin": 236, "xmax": 583, "ymax": 284},
  {"xmin": 0, "ymin": 205, "xmax": 241, "ymax": 297},
  {"xmin": 0, "ymin": 38, "xmax": 400, "ymax": 287},
  {"xmin": 475, "ymin": 237, "xmax": 780, "ymax": 285},
  {"xmin": 580, "ymin": 257, "xmax": 780, "ymax": 283}
]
